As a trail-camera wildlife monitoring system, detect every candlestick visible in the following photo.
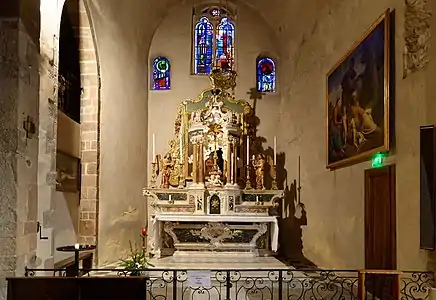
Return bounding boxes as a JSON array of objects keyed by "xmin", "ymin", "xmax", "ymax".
[
  {"xmin": 273, "ymin": 136, "xmax": 277, "ymax": 165},
  {"xmin": 150, "ymin": 162, "xmax": 157, "ymax": 188},
  {"xmin": 152, "ymin": 134, "xmax": 156, "ymax": 162},
  {"xmin": 272, "ymin": 164, "xmax": 278, "ymax": 190},
  {"xmin": 246, "ymin": 136, "xmax": 249, "ymax": 165},
  {"xmin": 178, "ymin": 163, "xmax": 184, "ymax": 189},
  {"xmin": 246, "ymin": 164, "xmax": 252, "ymax": 190}
]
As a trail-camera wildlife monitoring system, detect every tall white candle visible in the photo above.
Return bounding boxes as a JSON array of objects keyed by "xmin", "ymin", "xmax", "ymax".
[
  {"xmin": 273, "ymin": 136, "xmax": 277, "ymax": 165},
  {"xmin": 246, "ymin": 136, "xmax": 249, "ymax": 165},
  {"xmin": 152, "ymin": 134, "xmax": 156, "ymax": 162}
]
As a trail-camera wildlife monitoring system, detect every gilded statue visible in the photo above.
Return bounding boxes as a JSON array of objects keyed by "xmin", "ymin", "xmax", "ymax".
[
  {"xmin": 252, "ymin": 154, "xmax": 266, "ymax": 190},
  {"xmin": 159, "ymin": 153, "xmax": 174, "ymax": 189}
]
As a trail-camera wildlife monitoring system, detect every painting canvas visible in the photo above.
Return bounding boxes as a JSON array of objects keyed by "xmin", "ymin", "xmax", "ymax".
[
  {"xmin": 56, "ymin": 151, "xmax": 81, "ymax": 193},
  {"xmin": 326, "ymin": 10, "xmax": 390, "ymax": 169}
]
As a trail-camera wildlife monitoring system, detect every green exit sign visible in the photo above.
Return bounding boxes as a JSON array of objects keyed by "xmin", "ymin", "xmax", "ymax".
[{"xmin": 371, "ymin": 153, "xmax": 385, "ymax": 168}]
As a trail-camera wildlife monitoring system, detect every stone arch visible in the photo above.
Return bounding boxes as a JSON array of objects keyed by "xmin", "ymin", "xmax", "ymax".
[
  {"xmin": 37, "ymin": 0, "xmax": 101, "ymax": 267},
  {"xmin": 75, "ymin": 0, "xmax": 101, "ymax": 249}
]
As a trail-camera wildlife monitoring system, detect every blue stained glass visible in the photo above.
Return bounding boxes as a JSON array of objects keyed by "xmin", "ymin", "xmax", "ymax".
[
  {"xmin": 152, "ymin": 56, "xmax": 171, "ymax": 90},
  {"xmin": 215, "ymin": 17, "xmax": 235, "ymax": 71},
  {"xmin": 257, "ymin": 57, "xmax": 276, "ymax": 92},
  {"xmin": 194, "ymin": 17, "xmax": 214, "ymax": 74}
]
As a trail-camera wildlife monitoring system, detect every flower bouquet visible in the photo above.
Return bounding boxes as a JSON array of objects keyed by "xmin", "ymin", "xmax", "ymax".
[{"xmin": 119, "ymin": 227, "xmax": 154, "ymax": 276}]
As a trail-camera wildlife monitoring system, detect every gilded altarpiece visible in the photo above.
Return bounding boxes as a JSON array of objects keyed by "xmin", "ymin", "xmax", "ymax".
[{"xmin": 143, "ymin": 70, "xmax": 283, "ymax": 258}]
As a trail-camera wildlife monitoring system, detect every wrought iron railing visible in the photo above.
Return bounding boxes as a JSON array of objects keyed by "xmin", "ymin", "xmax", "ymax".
[{"xmin": 23, "ymin": 267, "xmax": 435, "ymax": 300}]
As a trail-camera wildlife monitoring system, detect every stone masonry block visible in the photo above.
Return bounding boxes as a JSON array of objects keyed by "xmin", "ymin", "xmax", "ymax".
[
  {"xmin": 79, "ymin": 220, "xmax": 96, "ymax": 236},
  {"xmin": 80, "ymin": 200, "xmax": 97, "ymax": 212},
  {"xmin": 80, "ymin": 187, "xmax": 97, "ymax": 200},
  {"xmin": 81, "ymin": 174, "xmax": 97, "ymax": 186},
  {"xmin": 85, "ymin": 162, "xmax": 97, "ymax": 175},
  {"xmin": 81, "ymin": 151, "xmax": 97, "ymax": 163},
  {"xmin": 81, "ymin": 121, "xmax": 97, "ymax": 132}
]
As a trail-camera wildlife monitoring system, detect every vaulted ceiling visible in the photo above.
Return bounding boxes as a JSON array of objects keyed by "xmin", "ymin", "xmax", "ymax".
[{"xmin": 87, "ymin": 0, "xmax": 330, "ymax": 50}]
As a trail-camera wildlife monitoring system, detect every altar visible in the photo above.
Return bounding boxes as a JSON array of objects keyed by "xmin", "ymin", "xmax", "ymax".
[{"xmin": 143, "ymin": 68, "xmax": 284, "ymax": 258}]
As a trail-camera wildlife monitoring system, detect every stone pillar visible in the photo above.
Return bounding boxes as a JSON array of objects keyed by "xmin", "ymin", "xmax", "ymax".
[
  {"xmin": 226, "ymin": 141, "xmax": 232, "ymax": 184},
  {"xmin": 198, "ymin": 141, "xmax": 204, "ymax": 184},
  {"xmin": 192, "ymin": 141, "xmax": 198, "ymax": 184},
  {"xmin": 0, "ymin": 1, "xmax": 40, "ymax": 297},
  {"xmin": 77, "ymin": 0, "xmax": 100, "ymax": 247}
]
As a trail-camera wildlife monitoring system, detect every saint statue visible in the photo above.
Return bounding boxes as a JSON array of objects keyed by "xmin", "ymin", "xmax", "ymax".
[
  {"xmin": 252, "ymin": 154, "xmax": 266, "ymax": 190},
  {"xmin": 160, "ymin": 154, "xmax": 174, "ymax": 189}
]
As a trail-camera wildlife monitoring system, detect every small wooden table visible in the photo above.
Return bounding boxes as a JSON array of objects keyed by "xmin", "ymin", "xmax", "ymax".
[{"xmin": 56, "ymin": 245, "xmax": 96, "ymax": 277}]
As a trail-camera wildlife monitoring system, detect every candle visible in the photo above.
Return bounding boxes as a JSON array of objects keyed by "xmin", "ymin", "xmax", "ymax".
[
  {"xmin": 74, "ymin": 243, "xmax": 79, "ymax": 250},
  {"xmin": 179, "ymin": 135, "xmax": 183, "ymax": 163},
  {"xmin": 152, "ymin": 134, "xmax": 156, "ymax": 162},
  {"xmin": 273, "ymin": 136, "xmax": 277, "ymax": 165},
  {"xmin": 246, "ymin": 136, "xmax": 249, "ymax": 165}
]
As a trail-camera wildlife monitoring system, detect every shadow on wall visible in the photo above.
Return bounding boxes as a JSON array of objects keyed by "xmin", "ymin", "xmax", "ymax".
[
  {"xmin": 245, "ymin": 88, "xmax": 285, "ymax": 189},
  {"xmin": 245, "ymin": 87, "xmax": 316, "ymax": 268},
  {"xmin": 278, "ymin": 183, "xmax": 317, "ymax": 269}
]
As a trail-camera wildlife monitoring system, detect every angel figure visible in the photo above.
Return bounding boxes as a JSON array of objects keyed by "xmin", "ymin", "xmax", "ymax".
[
  {"xmin": 252, "ymin": 154, "xmax": 266, "ymax": 190},
  {"xmin": 160, "ymin": 153, "xmax": 174, "ymax": 189}
]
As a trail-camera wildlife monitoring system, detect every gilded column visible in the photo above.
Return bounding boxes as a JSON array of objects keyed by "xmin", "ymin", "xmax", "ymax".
[
  {"xmin": 192, "ymin": 141, "xmax": 198, "ymax": 184},
  {"xmin": 198, "ymin": 141, "xmax": 204, "ymax": 184}
]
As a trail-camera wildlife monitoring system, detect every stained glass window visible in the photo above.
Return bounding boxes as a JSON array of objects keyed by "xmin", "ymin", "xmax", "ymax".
[
  {"xmin": 215, "ymin": 17, "xmax": 235, "ymax": 72},
  {"xmin": 257, "ymin": 57, "xmax": 276, "ymax": 93},
  {"xmin": 194, "ymin": 17, "xmax": 214, "ymax": 75},
  {"xmin": 152, "ymin": 56, "xmax": 171, "ymax": 90}
]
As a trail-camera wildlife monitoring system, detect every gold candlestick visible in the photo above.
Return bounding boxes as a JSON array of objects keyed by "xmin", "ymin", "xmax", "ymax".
[
  {"xmin": 245, "ymin": 164, "xmax": 252, "ymax": 190},
  {"xmin": 150, "ymin": 162, "xmax": 157, "ymax": 188},
  {"xmin": 178, "ymin": 163, "xmax": 185, "ymax": 189},
  {"xmin": 272, "ymin": 164, "xmax": 278, "ymax": 190}
]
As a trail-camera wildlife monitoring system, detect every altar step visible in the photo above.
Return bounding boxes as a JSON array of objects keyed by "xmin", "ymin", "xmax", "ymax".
[{"xmin": 148, "ymin": 255, "xmax": 287, "ymax": 270}]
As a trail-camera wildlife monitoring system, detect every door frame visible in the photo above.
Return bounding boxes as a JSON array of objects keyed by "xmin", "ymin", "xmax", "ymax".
[{"xmin": 364, "ymin": 164, "xmax": 397, "ymax": 269}]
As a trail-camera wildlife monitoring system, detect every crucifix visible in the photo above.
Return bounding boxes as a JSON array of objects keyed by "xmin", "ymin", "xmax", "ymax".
[{"xmin": 23, "ymin": 115, "xmax": 36, "ymax": 141}]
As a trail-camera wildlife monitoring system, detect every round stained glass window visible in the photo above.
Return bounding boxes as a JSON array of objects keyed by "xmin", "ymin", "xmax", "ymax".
[
  {"xmin": 211, "ymin": 8, "xmax": 220, "ymax": 17},
  {"xmin": 156, "ymin": 59, "xmax": 169, "ymax": 72}
]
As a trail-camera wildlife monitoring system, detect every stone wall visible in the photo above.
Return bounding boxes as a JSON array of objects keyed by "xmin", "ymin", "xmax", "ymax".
[
  {"xmin": 0, "ymin": 0, "xmax": 40, "ymax": 297},
  {"xmin": 275, "ymin": 0, "xmax": 435, "ymax": 270}
]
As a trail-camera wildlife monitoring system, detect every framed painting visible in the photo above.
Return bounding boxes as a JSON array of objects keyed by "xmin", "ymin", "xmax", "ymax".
[
  {"xmin": 55, "ymin": 151, "xmax": 81, "ymax": 193},
  {"xmin": 326, "ymin": 10, "xmax": 390, "ymax": 169}
]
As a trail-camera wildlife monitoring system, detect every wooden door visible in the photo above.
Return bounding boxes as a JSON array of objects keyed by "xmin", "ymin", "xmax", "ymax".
[{"xmin": 364, "ymin": 164, "xmax": 397, "ymax": 298}]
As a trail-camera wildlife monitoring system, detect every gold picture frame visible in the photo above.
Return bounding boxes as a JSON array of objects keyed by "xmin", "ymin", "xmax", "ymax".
[{"xmin": 326, "ymin": 9, "xmax": 390, "ymax": 169}]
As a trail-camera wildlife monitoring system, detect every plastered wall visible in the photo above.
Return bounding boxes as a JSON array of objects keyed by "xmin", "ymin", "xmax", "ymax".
[
  {"xmin": 87, "ymin": 1, "xmax": 150, "ymax": 266},
  {"xmin": 276, "ymin": 0, "xmax": 436, "ymax": 270}
]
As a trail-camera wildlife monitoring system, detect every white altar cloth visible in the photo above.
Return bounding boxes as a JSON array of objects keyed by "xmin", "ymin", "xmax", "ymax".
[{"xmin": 152, "ymin": 215, "xmax": 279, "ymax": 254}]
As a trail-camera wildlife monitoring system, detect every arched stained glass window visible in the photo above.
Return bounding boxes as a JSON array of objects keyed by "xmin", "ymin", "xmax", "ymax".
[
  {"xmin": 215, "ymin": 17, "xmax": 235, "ymax": 71},
  {"xmin": 257, "ymin": 57, "xmax": 276, "ymax": 93},
  {"xmin": 152, "ymin": 56, "xmax": 171, "ymax": 90},
  {"xmin": 194, "ymin": 17, "xmax": 214, "ymax": 75}
]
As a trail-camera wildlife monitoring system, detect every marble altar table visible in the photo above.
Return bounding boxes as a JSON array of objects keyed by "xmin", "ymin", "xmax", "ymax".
[{"xmin": 151, "ymin": 214, "xmax": 279, "ymax": 258}]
